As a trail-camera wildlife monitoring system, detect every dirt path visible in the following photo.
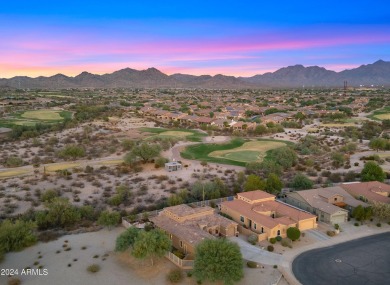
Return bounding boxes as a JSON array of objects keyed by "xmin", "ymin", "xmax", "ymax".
[
  {"xmin": 0, "ymin": 135, "xmax": 243, "ymax": 180},
  {"xmin": 0, "ymin": 155, "xmax": 124, "ymax": 179}
]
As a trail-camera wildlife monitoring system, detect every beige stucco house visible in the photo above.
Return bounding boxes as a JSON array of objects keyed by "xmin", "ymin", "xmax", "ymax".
[
  {"xmin": 151, "ymin": 204, "xmax": 238, "ymax": 255},
  {"xmin": 220, "ymin": 191, "xmax": 317, "ymax": 241}
]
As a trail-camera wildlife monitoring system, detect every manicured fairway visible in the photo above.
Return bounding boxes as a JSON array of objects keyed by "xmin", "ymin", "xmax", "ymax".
[
  {"xmin": 0, "ymin": 109, "xmax": 72, "ymax": 128},
  {"xmin": 209, "ymin": 140, "xmax": 286, "ymax": 163},
  {"xmin": 21, "ymin": 110, "xmax": 64, "ymax": 121},
  {"xmin": 374, "ymin": 113, "xmax": 390, "ymax": 120},
  {"xmin": 140, "ymin": 127, "xmax": 206, "ymax": 142},
  {"xmin": 368, "ymin": 107, "xmax": 390, "ymax": 121},
  {"xmin": 181, "ymin": 138, "xmax": 290, "ymax": 166},
  {"xmin": 158, "ymin": 131, "xmax": 193, "ymax": 138},
  {"xmin": 11, "ymin": 120, "xmax": 37, "ymax": 126}
]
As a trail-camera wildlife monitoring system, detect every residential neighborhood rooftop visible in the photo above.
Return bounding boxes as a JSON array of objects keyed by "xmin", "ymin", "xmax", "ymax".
[{"xmin": 340, "ymin": 181, "xmax": 390, "ymax": 204}]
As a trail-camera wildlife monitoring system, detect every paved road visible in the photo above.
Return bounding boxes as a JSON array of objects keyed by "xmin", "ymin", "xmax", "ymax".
[
  {"xmin": 229, "ymin": 236, "xmax": 283, "ymax": 266},
  {"xmin": 292, "ymin": 232, "xmax": 390, "ymax": 285}
]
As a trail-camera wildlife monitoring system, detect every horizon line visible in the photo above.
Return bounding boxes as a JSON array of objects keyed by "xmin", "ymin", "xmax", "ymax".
[{"xmin": 1, "ymin": 59, "xmax": 387, "ymax": 80}]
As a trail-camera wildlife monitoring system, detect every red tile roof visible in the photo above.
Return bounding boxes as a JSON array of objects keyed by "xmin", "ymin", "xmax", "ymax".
[{"xmin": 340, "ymin": 182, "xmax": 390, "ymax": 204}]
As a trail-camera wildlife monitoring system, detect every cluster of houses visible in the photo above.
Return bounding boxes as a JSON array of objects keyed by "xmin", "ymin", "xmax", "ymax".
[
  {"xmin": 132, "ymin": 181, "xmax": 390, "ymax": 267},
  {"xmin": 139, "ymin": 104, "xmax": 296, "ymax": 130}
]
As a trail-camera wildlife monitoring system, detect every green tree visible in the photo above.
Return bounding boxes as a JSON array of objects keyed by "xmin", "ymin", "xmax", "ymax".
[
  {"xmin": 259, "ymin": 160, "xmax": 283, "ymax": 176},
  {"xmin": 58, "ymin": 144, "xmax": 86, "ymax": 160},
  {"xmin": 36, "ymin": 198, "xmax": 81, "ymax": 229},
  {"xmin": 97, "ymin": 211, "xmax": 121, "ymax": 229},
  {"xmin": 193, "ymin": 239, "xmax": 244, "ymax": 285},
  {"xmin": 121, "ymin": 139, "xmax": 135, "ymax": 151},
  {"xmin": 286, "ymin": 227, "xmax": 301, "ymax": 241},
  {"xmin": 168, "ymin": 194, "xmax": 184, "ymax": 206},
  {"xmin": 244, "ymin": 174, "xmax": 265, "ymax": 192},
  {"xmin": 237, "ymin": 171, "xmax": 246, "ymax": 186},
  {"xmin": 155, "ymin": 156, "xmax": 168, "ymax": 168},
  {"xmin": 361, "ymin": 161, "xmax": 386, "ymax": 182},
  {"xmin": 294, "ymin": 112, "xmax": 306, "ymax": 122},
  {"xmin": 0, "ymin": 220, "xmax": 37, "ymax": 253},
  {"xmin": 369, "ymin": 138, "xmax": 387, "ymax": 152},
  {"xmin": 108, "ymin": 185, "xmax": 131, "ymax": 206},
  {"xmin": 254, "ymin": 125, "xmax": 268, "ymax": 135},
  {"xmin": 272, "ymin": 147, "xmax": 297, "ymax": 169},
  {"xmin": 291, "ymin": 173, "xmax": 313, "ymax": 190},
  {"xmin": 353, "ymin": 205, "xmax": 372, "ymax": 222},
  {"xmin": 132, "ymin": 229, "xmax": 171, "ymax": 266},
  {"xmin": 331, "ymin": 152, "xmax": 345, "ymax": 168},
  {"xmin": 372, "ymin": 202, "xmax": 390, "ymax": 222},
  {"xmin": 79, "ymin": 205, "xmax": 96, "ymax": 221},
  {"xmin": 124, "ymin": 142, "xmax": 161, "ymax": 164},
  {"xmin": 40, "ymin": 189, "xmax": 59, "ymax": 203},
  {"xmin": 191, "ymin": 180, "xmax": 223, "ymax": 201},
  {"xmin": 5, "ymin": 156, "xmax": 23, "ymax": 167},
  {"xmin": 115, "ymin": 227, "xmax": 140, "ymax": 252},
  {"xmin": 265, "ymin": 173, "xmax": 283, "ymax": 194}
]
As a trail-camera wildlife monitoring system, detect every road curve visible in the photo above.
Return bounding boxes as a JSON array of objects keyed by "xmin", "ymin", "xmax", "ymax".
[{"xmin": 292, "ymin": 232, "xmax": 390, "ymax": 285}]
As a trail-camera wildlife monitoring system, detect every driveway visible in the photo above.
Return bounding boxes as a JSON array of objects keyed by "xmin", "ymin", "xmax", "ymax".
[
  {"xmin": 229, "ymin": 236, "xmax": 283, "ymax": 266},
  {"xmin": 305, "ymin": 229, "xmax": 330, "ymax": 242},
  {"xmin": 292, "ymin": 232, "xmax": 390, "ymax": 285}
]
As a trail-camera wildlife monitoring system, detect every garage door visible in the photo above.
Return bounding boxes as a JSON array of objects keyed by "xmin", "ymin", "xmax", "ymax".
[{"xmin": 331, "ymin": 214, "xmax": 346, "ymax": 224}]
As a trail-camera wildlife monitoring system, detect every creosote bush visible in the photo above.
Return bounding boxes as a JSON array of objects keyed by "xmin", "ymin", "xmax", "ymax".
[
  {"xmin": 247, "ymin": 261, "xmax": 258, "ymax": 268},
  {"xmin": 87, "ymin": 264, "xmax": 100, "ymax": 273},
  {"xmin": 167, "ymin": 269, "xmax": 183, "ymax": 283},
  {"xmin": 247, "ymin": 234, "xmax": 258, "ymax": 245}
]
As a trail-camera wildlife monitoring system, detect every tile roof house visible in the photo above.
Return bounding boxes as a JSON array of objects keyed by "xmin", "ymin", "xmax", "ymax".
[
  {"xmin": 151, "ymin": 204, "xmax": 238, "ymax": 255},
  {"xmin": 340, "ymin": 182, "xmax": 390, "ymax": 204},
  {"xmin": 286, "ymin": 186, "xmax": 368, "ymax": 225},
  {"xmin": 220, "ymin": 191, "xmax": 317, "ymax": 241}
]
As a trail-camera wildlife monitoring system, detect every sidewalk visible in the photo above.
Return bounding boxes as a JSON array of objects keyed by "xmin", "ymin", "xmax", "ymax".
[{"xmin": 279, "ymin": 222, "xmax": 390, "ymax": 285}]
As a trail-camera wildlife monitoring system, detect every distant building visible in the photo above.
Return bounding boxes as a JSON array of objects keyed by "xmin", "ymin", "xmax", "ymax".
[{"xmin": 165, "ymin": 161, "xmax": 182, "ymax": 172}]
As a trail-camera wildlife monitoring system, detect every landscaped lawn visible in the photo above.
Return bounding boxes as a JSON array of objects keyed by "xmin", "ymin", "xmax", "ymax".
[{"xmin": 181, "ymin": 138, "xmax": 290, "ymax": 166}]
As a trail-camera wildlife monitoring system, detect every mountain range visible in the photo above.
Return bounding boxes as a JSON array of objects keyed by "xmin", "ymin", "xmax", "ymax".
[{"xmin": 1, "ymin": 60, "xmax": 389, "ymax": 89}]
